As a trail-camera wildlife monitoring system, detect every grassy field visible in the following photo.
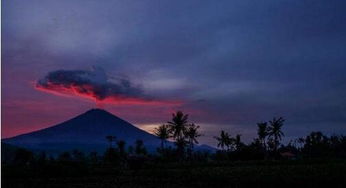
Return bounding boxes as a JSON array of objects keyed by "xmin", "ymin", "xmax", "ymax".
[{"xmin": 3, "ymin": 160, "xmax": 346, "ymax": 188}]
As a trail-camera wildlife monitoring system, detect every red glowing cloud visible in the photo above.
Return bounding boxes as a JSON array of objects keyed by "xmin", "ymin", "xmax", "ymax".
[{"xmin": 35, "ymin": 68, "xmax": 181, "ymax": 106}]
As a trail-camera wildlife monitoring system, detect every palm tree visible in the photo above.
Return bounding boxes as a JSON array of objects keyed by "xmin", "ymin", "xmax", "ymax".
[
  {"xmin": 168, "ymin": 111, "xmax": 189, "ymax": 140},
  {"xmin": 257, "ymin": 122, "xmax": 268, "ymax": 149},
  {"xmin": 167, "ymin": 111, "xmax": 189, "ymax": 154},
  {"xmin": 185, "ymin": 123, "xmax": 201, "ymax": 151},
  {"xmin": 214, "ymin": 130, "xmax": 231, "ymax": 151},
  {"xmin": 234, "ymin": 134, "xmax": 243, "ymax": 151},
  {"xmin": 135, "ymin": 139, "xmax": 147, "ymax": 155},
  {"xmin": 267, "ymin": 117, "xmax": 285, "ymax": 152},
  {"xmin": 106, "ymin": 135, "xmax": 116, "ymax": 148},
  {"xmin": 154, "ymin": 124, "xmax": 171, "ymax": 151},
  {"xmin": 116, "ymin": 140, "xmax": 126, "ymax": 155},
  {"xmin": 295, "ymin": 137, "xmax": 305, "ymax": 150}
]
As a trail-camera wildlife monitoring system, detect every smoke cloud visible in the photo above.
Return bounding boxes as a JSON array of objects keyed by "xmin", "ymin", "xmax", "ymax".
[{"xmin": 35, "ymin": 68, "xmax": 178, "ymax": 105}]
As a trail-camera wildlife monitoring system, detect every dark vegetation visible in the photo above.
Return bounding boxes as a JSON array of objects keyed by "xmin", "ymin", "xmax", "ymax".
[{"xmin": 2, "ymin": 111, "xmax": 346, "ymax": 187}]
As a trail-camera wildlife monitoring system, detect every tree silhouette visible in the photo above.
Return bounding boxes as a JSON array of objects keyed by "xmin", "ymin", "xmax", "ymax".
[
  {"xmin": 58, "ymin": 152, "xmax": 72, "ymax": 162},
  {"xmin": 72, "ymin": 149, "xmax": 85, "ymax": 162},
  {"xmin": 135, "ymin": 139, "xmax": 147, "ymax": 155},
  {"xmin": 257, "ymin": 122, "xmax": 268, "ymax": 150},
  {"xmin": 106, "ymin": 135, "xmax": 116, "ymax": 148},
  {"xmin": 88, "ymin": 152, "xmax": 98, "ymax": 164},
  {"xmin": 117, "ymin": 140, "xmax": 126, "ymax": 155},
  {"xmin": 154, "ymin": 124, "xmax": 171, "ymax": 151},
  {"xmin": 37, "ymin": 151, "xmax": 47, "ymax": 166},
  {"xmin": 267, "ymin": 117, "xmax": 285, "ymax": 152},
  {"xmin": 295, "ymin": 137, "xmax": 305, "ymax": 150},
  {"xmin": 168, "ymin": 111, "xmax": 188, "ymax": 139},
  {"xmin": 303, "ymin": 131, "xmax": 329, "ymax": 157},
  {"xmin": 185, "ymin": 123, "xmax": 201, "ymax": 151},
  {"xmin": 104, "ymin": 147, "xmax": 120, "ymax": 164},
  {"xmin": 167, "ymin": 111, "xmax": 189, "ymax": 156},
  {"xmin": 128, "ymin": 146, "xmax": 134, "ymax": 155},
  {"xmin": 234, "ymin": 134, "xmax": 243, "ymax": 151},
  {"xmin": 14, "ymin": 148, "xmax": 33, "ymax": 165},
  {"xmin": 214, "ymin": 130, "xmax": 232, "ymax": 151}
]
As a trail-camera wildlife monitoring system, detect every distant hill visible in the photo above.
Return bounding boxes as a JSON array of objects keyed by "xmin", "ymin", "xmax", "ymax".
[{"xmin": 2, "ymin": 109, "xmax": 215, "ymax": 154}]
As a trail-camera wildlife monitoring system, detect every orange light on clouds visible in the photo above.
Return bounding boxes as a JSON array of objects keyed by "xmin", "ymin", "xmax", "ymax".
[{"xmin": 35, "ymin": 81, "xmax": 182, "ymax": 106}]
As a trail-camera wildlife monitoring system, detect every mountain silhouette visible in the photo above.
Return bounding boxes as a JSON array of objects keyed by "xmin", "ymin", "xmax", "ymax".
[{"xmin": 2, "ymin": 109, "xmax": 214, "ymax": 154}]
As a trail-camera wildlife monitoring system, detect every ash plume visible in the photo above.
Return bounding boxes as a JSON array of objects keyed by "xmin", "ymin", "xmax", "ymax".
[{"xmin": 35, "ymin": 68, "xmax": 150, "ymax": 103}]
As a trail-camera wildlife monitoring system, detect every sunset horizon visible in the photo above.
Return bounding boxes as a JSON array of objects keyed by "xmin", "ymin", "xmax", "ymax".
[{"xmin": 2, "ymin": 0, "xmax": 346, "ymax": 187}]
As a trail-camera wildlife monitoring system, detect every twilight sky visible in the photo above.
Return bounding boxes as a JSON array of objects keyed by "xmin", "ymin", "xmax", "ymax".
[{"xmin": 2, "ymin": 0, "xmax": 346, "ymax": 146}]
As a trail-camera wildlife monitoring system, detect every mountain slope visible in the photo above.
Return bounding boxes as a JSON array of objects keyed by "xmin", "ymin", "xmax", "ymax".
[
  {"xmin": 2, "ymin": 109, "xmax": 215, "ymax": 154},
  {"xmin": 2, "ymin": 109, "xmax": 161, "ymax": 153}
]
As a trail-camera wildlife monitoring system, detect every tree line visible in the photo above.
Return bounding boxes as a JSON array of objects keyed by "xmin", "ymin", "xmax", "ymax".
[{"xmin": 3, "ymin": 111, "xmax": 346, "ymax": 168}]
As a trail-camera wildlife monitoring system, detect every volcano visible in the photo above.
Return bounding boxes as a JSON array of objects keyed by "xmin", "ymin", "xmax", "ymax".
[
  {"xmin": 2, "ymin": 109, "xmax": 163, "ymax": 154},
  {"xmin": 2, "ymin": 109, "xmax": 214, "ymax": 154}
]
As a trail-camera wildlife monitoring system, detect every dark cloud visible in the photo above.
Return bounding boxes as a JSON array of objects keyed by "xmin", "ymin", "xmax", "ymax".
[
  {"xmin": 3, "ymin": 0, "xmax": 346, "ymax": 144},
  {"xmin": 36, "ymin": 68, "xmax": 147, "ymax": 103}
]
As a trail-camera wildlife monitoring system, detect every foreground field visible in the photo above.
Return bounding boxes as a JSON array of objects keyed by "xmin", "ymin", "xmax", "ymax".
[{"xmin": 3, "ymin": 160, "xmax": 346, "ymax": 188}]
